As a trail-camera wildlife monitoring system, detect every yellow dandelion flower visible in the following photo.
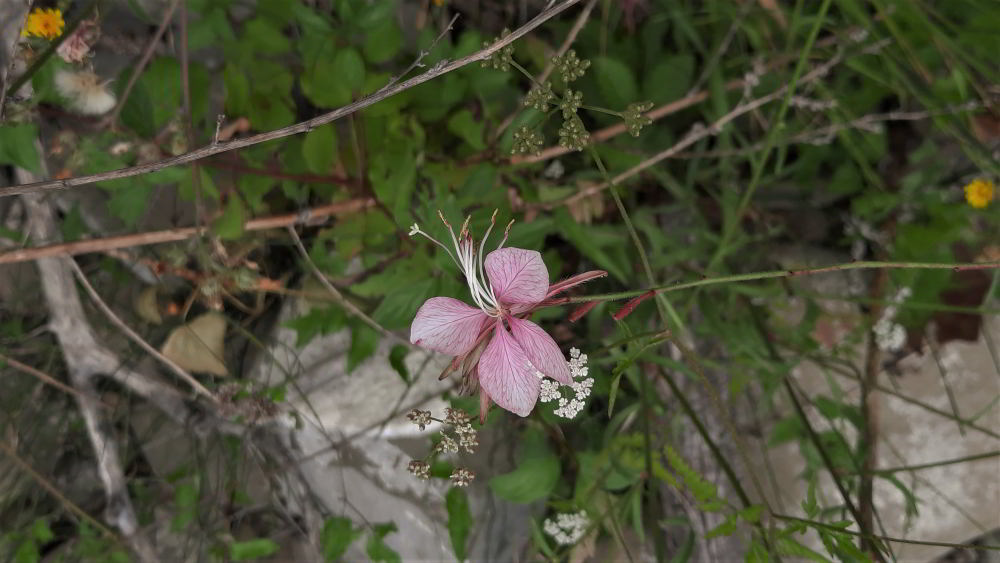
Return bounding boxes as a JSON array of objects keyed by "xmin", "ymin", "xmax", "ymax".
[
  {"xmin": 964, "ymin": 178, "xmax": 995, "ymax": 209},
  {"xmin": 22, "ymin": 8, "xmax": 65, "ymax": 40}
]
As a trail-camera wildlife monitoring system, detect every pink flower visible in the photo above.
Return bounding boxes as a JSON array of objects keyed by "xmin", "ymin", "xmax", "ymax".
[{"xmin": 409, "ymin": 213, "xmax": 605, "ymax": 420}]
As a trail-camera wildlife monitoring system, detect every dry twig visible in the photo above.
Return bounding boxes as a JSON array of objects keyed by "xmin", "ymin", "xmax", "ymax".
[{"xmin": 1, "ymin": 0, "xmax": 583, "ymax": 199}]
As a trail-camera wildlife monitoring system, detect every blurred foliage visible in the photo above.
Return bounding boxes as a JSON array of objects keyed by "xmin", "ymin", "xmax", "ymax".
[{"xmin": 2, "ymin": 0, "xmax": 999, "ymax": 560}]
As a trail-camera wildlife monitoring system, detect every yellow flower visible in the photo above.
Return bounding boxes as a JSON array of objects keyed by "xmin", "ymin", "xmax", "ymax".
[
  {"xmin": 964, "ymin": 178, "xmax": 995, "ymax": 209},
  {"xmin": 22, "ymin": 8, "xmax": 65, "ymax": 40}
]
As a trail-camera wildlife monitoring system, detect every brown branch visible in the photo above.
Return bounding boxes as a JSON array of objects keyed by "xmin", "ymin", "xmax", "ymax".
[
  {"xmin": 495, "ymin": 0, "xmax": 598, "ymax": 138},
  {"xmin": 68, "ymin": 259, "xmax": 218, "ymax": 401},
  {"xmin": 1, "ymin": 0, "xmax": 583, "ymax": 199},
  {"xmin": 0, "ymin": 351, "xmax": 86, "ymax": 400},
  {"xmin": 0, "ymin": 198, "xmax": 374, "ymax": 265},
  {"xmin": 538, "ymin": 53, "xmax": 843, "ymax": 210}
]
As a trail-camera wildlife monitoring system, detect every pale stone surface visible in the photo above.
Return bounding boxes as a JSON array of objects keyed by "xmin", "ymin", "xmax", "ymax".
[{"xmin": 756, "ymin": 315, "xmax": 1000, "ymax": 561}]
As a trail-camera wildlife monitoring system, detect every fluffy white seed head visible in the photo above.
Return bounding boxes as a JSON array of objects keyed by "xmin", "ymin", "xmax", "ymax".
[{"xmin": 54, "ymin": 69, "xmax": 115, "ymax": 115}]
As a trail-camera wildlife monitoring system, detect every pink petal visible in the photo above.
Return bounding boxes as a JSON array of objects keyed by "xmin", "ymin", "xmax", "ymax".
[
  {"xmin": 410, "ymin": 297, "xmax": 490, "ymax": 356},
  {"xmin": 507, "ymin": 316, "xmax": 572, "ymax": 385},
  {"xmin": 546, "ymin": 270, "xmax": 608, "ymax": 299},
  {"xmin": 478, "ymin": 320, "xmax": 541, "ymax": 417},
  {"xmin": 485, "ymin": 247, "xmax": 549, "ymax": 306}
]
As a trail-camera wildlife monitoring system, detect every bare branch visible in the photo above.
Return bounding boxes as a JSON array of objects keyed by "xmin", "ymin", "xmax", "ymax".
[
  {"xmin": 1, "ymin": 0, "xmax": 583, "ymax": 199},
  {"xmin": 0, "ymin": 198, "xmax": 374, "ymax": 265}
]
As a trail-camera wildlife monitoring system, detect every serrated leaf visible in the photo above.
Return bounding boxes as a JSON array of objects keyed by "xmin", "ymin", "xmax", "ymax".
[
  {"xmin": 366, "ymin": 522, "xmax": 400, "ymax": 563},
  {"xmin": 321, "ymin": 517, "xmax": 360, "ymax": 561},
  {"xmin": 302, "ymin": 124, "xmax": 338, "ymax": 174},
  {"xmin": 161, "ymin": 312, "xmax": 228, "ymax": 376},
  {"xmin": 445, "ymin": 488, "xmax": 471, "ymax": 561},
  {"xmin": 284, "ymin": 305, "xmax": 347, "ymax": 347}
]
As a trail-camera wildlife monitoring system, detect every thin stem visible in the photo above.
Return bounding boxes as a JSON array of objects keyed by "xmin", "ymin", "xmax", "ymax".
[
  {"xmin": 872, "ymin": 450, "xmax": 1000, "ymax": 475},
  {"xmin": 706, "ymin": 0, "xmax": 833, "ymax": 273},
  {"xmin": 774, "ymin": 514, "xmax": 1000, "ymax": 552},
  {"xmin": 567, "ymin": 261, "xmax": 1000, "ymax": 303}
]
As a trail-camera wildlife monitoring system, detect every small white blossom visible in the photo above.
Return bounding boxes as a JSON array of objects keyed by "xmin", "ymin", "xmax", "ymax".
[
  {"xmin": 543, "ymin": 511, "xmax": 589, "ymax": 545},
  {"xmin": 539, "ymin": 348, "xmax": 593, "ymax": 419},
  {"xmin": 407, "ymin": 409, "xmax": 432, "ymax": 430},
  {"xmin": 408, "ymin": 223, "xmax": 421, "ymax": 236},
  {"xmin": 408, "ymin": 460, "xmax": 430, "ymax": 480},
  {"xmin": 450, "ymin": 467, "xmax": 475, "ymax": 487},
  {"xmin": 436, "ymin": 435, "xmax": 459, "ymax": 454}
]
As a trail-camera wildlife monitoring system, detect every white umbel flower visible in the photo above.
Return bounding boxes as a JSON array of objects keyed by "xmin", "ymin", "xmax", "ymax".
[
  {"xmin": 538, "ymin": 347, "xmax": 593, "ymax": 419},
  {"xmin": 54, "ymin": 69, "xmax": 115, "ymax": 115},
  {"xmin": 543, "ymin": 511, "xmax": 589, "ymax": 545}
]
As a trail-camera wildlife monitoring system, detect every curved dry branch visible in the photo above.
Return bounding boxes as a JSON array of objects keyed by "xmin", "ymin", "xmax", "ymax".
[{"xmin": 0, "ymin": 0, "xmax": 583, "ymax": 199}]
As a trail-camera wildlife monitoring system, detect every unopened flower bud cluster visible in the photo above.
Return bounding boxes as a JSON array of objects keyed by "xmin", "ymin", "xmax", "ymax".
[
  {"xmin": 405, "ymin": 407, "xmax": 478, "ymax": 486},
  {"xmin": 543, "ymin": 510, "xmax": 589, "ymax": 545},
  {"xmin": 539, "ymin": 348, "xmax": 593, "ymax": 419}
]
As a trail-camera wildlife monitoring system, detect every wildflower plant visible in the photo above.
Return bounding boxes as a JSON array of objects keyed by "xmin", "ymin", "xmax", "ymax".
[
  {"xmin": 405, "ymin": 407, "xmax": 478, "ymax": 487},
  {"xmin": 21, "ymin": 7, "xmax": 64, "ymax": 40},
  {"xmin": 408, "ymin": 211, "xmax": 606, "ymax": 421}
]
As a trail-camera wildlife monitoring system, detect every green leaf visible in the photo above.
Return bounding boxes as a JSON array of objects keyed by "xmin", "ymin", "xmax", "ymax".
[
  {"xmin": 302, "ymin": 125, "xmax": 338, "ymax": 174},
  {"xmin": 366, "ymin": 522, "xmax": 401, "ymax": 563},
  {"xmin": 644, "ymin": 54, "xmax": 694, "ymax": 104},
  {"xmin": 301, "ymin": 58, "xmax": 352, "ymax": 108},
  {"xmin": 118, "ymin": 57, "xmax": 184, "ymax": 138},
  {"xmin": 445, "ymin": 488, "xmax": 472, "ymax": 561},
  {"xmin": 347, "ymin": 324, "xmax": 378, "ymax": 373},
  {"xmin": 244, "ymin": 17, "xmax": 291, "ymax": 54},
  {"xmin": 284, "ymin": 306, "xmax": 346, "ymax": 347},
  {"xmin": 321, "ymin": 517, "xmax": 361, "ymax": 561},
  {"xmin": 0, "ymin": 124, "xmax": 41, "ymax": 172},
  {"xmin": 229, "ymin": 539, "xmax": 279, "ymax": 561},
  {"xmin": 31, "ymin": 519, "xmax": 54, "ymax": 543},
  {"xmin": 489, "ymin": 431, "xmax": 560, "ymax": 503},
  {"xmin": 106, "ymin": 182, "xmax": 155, "ymax": 227},
  {"xmin": 214, "ymin": 197, "xmax": 246, "ymax": 240},
  {"xmin": 388, "ymin": 345, "xmax": 410, "ymax": 382},
  {"xmin": 334, "ymin": 48, "xmax": 366, "ymax": 93},
  {"xmin": 364, "ymin": 19, "xmax": 403, "ymax": 64},
  {"xmin": 372, "ymin": 278, "xmax": 435, "ymax": 329},
  {"xmin": 447, "ymin": 109, "xmax": 486, "ymax": 150},
  {"xmin": 593, "ymin": 56, "xmax": 638, "ymax": 110}
]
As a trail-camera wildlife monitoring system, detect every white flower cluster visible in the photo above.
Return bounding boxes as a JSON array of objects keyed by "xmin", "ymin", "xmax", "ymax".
[
  {"xmin": 538, "ymin": 348, "xmax": 593, "ymax": 419},
  {"xmin": 873, "ymin": 287, "xmax": 912, "ymax": 352},
  {"xmin": 446, "ymin": 408, "xmax": 479, "ymax": 453},
  {"xmin": 450, "ymin": 467, "xmax": 475, "ymax": 487},
  {"xmin": 543, "ymin": 511, "xmax": 589, "ymax": 545}
]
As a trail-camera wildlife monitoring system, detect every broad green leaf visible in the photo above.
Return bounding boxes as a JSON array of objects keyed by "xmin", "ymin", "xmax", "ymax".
[
  {"xmin": 334, "ymin": 48, "xmax": 366, "ymax": 93},
  {"xmin": 322, "ymin": 517, "xmax": 361, "ymax": 561},
  {"xmin": 447, "ymin": 109, "xmax": 486, "ymax": 150},
  {"xmin": 244, "ymin": 17, "xmax": 291, "ymax": 54},
  {"xmin": 366, "ymin": 522, "xmax": 401, "ymax": 563},
  {"xmin": 302, "ymin": 125, "xmax": 338, "ymax": 174},
  {"xmin": 284, "ymin": 306, "xmax": 346, "ymax": 347},
  {"xmin": 364, "ymin": 19, "xmax": 403, "ymax": 63},
  {"xmin": 768, "ymin": 417, "xmax": 803, "ymax": 446},
  {"xmin": 643, "ymin": 54, "xmax": 694, "ymax": 104},
  {"xmin": 593, "ymin": 56, "xmax": 638, "ymax": 110},
  {"xmin": 0, "ymin": 124, "xmax": 41, "ymax": 172},
  {"xmin": 214, "ymin": 197, "xmax": 247, "ymax": 240},
  {"xmin": 445, "ymin": 488, "xmax": 472, "ymax": 561},
  {"xmin": 301, "ymin": 57, "xmax": 352, "ymax": 108},
  {"xmin": 229, "ymin": 539, "xmax": 279, "ymax": 561},
  {"xmin": 489, "ymin": 431, "xmax": 560, "ymax": 503}
]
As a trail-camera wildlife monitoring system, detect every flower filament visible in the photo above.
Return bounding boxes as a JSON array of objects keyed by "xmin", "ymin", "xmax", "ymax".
[{"xmin": 408, "ymin": 210, "xmax": 514, "ymax": 318}]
